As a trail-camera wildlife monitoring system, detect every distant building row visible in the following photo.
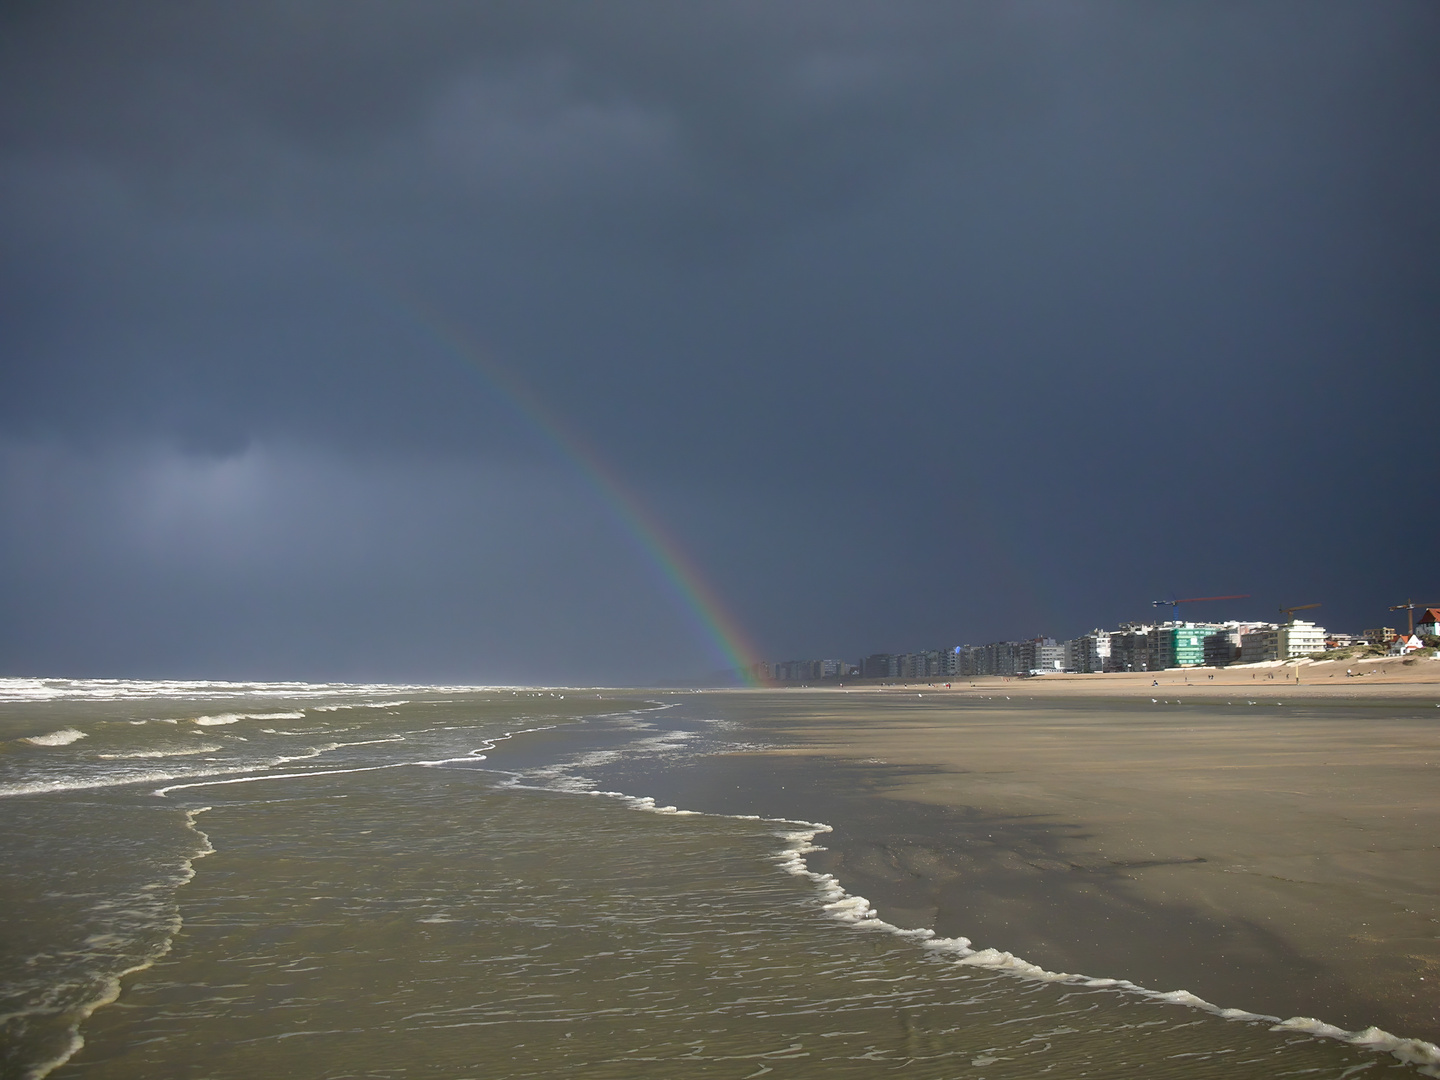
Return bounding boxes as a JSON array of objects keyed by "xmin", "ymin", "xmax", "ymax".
[
  {"xmin": 754, "ymin": 616, "xmax": 1379, "ymax": 683},
  {"xmin": 1043, "ymin": 619, "xmax": 1329, "ymax": 674}
]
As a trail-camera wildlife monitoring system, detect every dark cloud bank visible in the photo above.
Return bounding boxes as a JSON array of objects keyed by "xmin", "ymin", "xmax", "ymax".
[{"xmin": 2, "ymin": 2, "xmax": 1437, "ymax": 684}]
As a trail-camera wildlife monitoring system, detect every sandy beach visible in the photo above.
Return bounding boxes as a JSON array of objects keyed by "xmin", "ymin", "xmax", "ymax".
[
  {"xmin": 867, "ymin": 651, "xmax": 1440, "ymax": 697},
  {"xmin": 657, "ymin": 668, "xmax": 1440, "ymax": 1044}
]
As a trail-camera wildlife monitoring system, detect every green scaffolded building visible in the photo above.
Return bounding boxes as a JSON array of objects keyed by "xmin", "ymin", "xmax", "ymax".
[{"xmin": 1148, "ymin": 624, "xmax": 1216, "ymax": 668}]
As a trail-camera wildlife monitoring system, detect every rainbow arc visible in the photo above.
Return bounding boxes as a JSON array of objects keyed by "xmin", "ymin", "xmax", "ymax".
[{"xmin": 362, "ymin": 277, "xmax": 766, "ymax": 686}]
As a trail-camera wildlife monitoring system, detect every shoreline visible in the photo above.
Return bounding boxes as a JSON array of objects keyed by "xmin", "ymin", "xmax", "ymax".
[{"xmin": 611, "ymin": 688, "xmax": 1440, "ymax": 1045}]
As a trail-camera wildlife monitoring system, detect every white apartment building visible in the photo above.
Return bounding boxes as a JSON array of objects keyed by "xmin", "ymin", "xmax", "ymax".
[
  {"xmin": 1278, "ymin": 619, "xmax": 1326, "ymax": 659},
  {"xmin": 1063, "ymin": 631, "xmax": 1111, "ymax": 673}
]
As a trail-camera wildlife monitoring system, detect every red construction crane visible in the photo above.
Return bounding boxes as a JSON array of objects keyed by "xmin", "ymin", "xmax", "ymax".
[{"xmin": 1151, "ymin": 594, "xmax": 1250, "ymax": 623}]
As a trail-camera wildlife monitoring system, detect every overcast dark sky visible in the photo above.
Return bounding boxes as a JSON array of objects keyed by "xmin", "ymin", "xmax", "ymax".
[{"xmin": 2, "ymin": 2, "xmax": 1437, "ymax": 684}]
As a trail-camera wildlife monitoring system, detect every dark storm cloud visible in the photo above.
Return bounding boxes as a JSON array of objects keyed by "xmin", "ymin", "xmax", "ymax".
[
  {"xmin": 0, "ymin": 441, "xmax": 713, "ymax": 683},
  {"xmin": 2, "ymin": 2, "xmax": 1438, "ymax": 679}
]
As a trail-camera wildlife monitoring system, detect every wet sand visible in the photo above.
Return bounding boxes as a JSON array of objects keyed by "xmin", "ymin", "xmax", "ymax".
[{"xmin": 633, "ymin": 676, "xmax": 1440, "ymax": 1044}]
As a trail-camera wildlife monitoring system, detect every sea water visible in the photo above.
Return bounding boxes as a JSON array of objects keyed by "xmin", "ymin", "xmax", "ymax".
[{"xmin": 1, "ymin": 680, "xmax": 1436, "ymax": 1078}]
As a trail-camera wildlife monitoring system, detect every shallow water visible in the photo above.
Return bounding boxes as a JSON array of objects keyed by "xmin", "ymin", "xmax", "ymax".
[{"xmin": 1, "ymin": 680, "xmax": 1436, "ymax": 1078}]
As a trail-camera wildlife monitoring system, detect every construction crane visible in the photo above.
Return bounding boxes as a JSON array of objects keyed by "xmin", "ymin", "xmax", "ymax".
[
  {"xmin": 1279, "ymin": 602, "xmax": 1321, "ymax": 624},
  {"xmin": 1389, "ymin": 600, "xmax": 1437, "ymax": 636},
  {"xmin": 1151, "ymin": 594, "xmax": 1250, "ymax": 624}
]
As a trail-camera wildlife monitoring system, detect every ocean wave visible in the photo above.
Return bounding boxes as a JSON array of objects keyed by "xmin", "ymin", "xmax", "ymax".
[
  {"xmin": 191, "ymin": 712, "xmax": 305, "ymax": 726},
  {"xmin": 0, "ymin": 678, "xmax": 494, "ymax": 704},
  {"xmin": 20, "ymin": 728, "xmax": 88, "ymax": 746},
  {"xmin": 97, "ymin": 746, "xmax": 224, "ymax": 760},
  {"xmin": 311, "ymin": 700, "xmax": 410, "ymax": 712},
  {"xmin": 0, "ymin": 768, "xmax": 232, "ymax": 798}
]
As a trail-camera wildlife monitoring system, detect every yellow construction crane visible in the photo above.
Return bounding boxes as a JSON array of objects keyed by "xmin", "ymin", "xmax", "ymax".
[
  {"xmin": 1279, "ymin": 602, "xmax": 1321, "ymax": 624},
  {"xmin": 1389, "ymin": 600, "xmax": 1437, "ymax": 636}
]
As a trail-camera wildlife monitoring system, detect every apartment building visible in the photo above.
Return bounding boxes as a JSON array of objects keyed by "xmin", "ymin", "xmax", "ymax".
[
  {"xmin": 1105, "ymin": 625, "xmax": 1154, "ymax": 671},
  {"xmin": 1278, "ymin": 619, "xmax": 1326, "ymax": 659},
  {"xmin": 1148, "ymin": 623, "xmax": 1217, "ymax": 668}
]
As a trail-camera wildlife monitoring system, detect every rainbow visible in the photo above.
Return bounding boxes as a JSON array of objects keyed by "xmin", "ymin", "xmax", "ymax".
[{"xmin": 362, "ymin": 279, "xmax": 767, "ymax": 687}]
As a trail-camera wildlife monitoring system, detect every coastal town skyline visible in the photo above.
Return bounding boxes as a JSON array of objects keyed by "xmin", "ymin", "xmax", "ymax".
[{"xmin": 752, "ymin": 602, "xmax": 1440, "ymax": 685}]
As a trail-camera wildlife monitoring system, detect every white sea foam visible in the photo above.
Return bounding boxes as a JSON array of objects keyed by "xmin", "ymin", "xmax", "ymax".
[
  {"xmin": 268, "ymin": 736, "xmax": 407, "ymax": 768},
  {"xmin": 147, "ymin": 725, "xmax": 552, "ymax": 797},
  {"xmin": 0, "ymin": 768, "xmax": 234, "ymax": 799},
  {"xmin": 192, "ymin": 712, "xmax": 305, "ymax": 726},
  {"xmin": 98, "ymin": 746, "xmax": 224, "ymax": 759},
  {"xmin": 612, "ymin": 794, "xmax": 699, "ymax": 815},
  {"xmin": 152, "ymin": 763, "xmax": 408, "ymax": 797},
  {"xmin": 0, "ymin": 677, "xmax": 494, "ymax": 704},
  {"xmin": 20, "ymin": 728, "xmax": 88, "ymax": 746},
  {"xmin": 3, "ymin": 733, "xmax": 419, "ymax": 799},
  {"xmin": 312, "ymin": 700, "xmax": 409, "ymax": 712}
]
